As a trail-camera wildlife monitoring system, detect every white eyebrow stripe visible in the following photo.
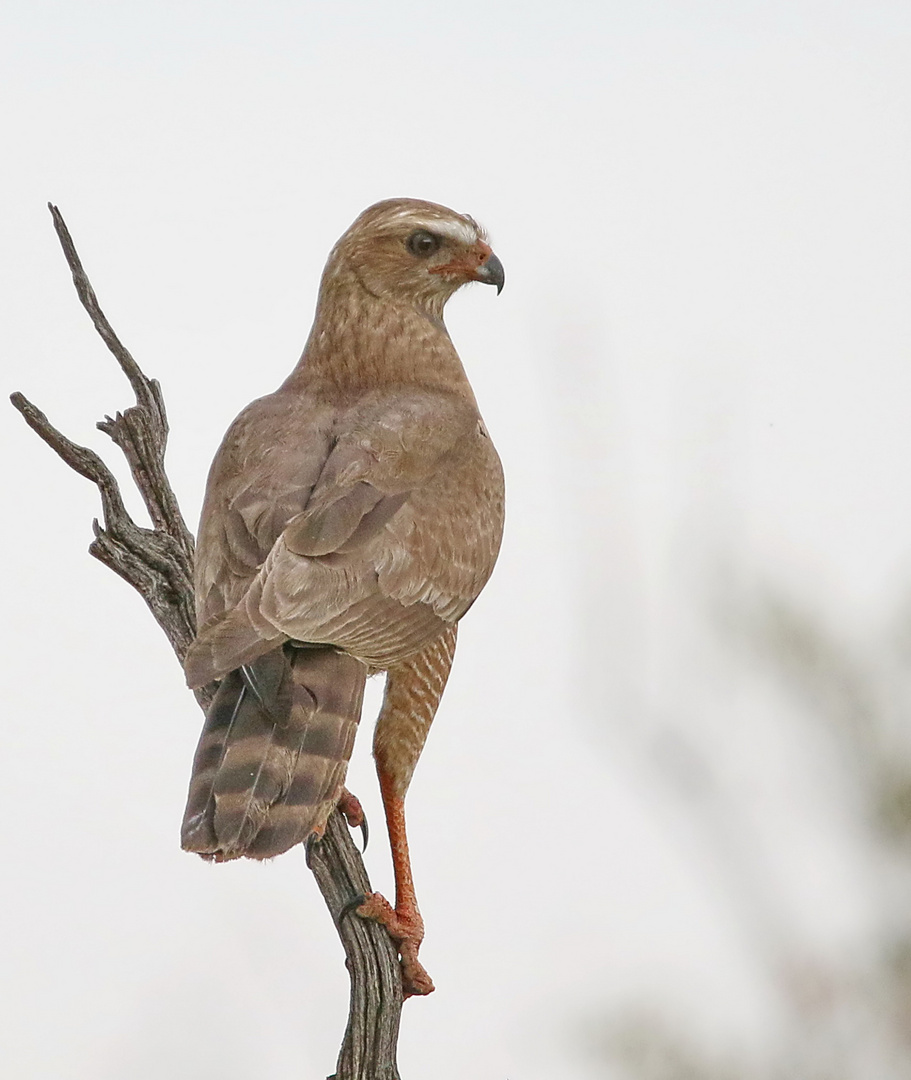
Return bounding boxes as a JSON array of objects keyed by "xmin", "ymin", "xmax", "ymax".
[{"xmin": 410, "ymin": 218, "xmax": 479, "ymax": 245}]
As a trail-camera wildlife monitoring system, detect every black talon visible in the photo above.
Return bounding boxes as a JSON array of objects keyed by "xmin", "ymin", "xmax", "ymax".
[
  {"xmin": 305, "ymin": 833, "xmax": 322, "ymax": 869},
  {"xmin": 338, "ymin": 893, "xmax": 367, "ymax": 925},
  {"xmin": 339, "ymin": 801, "xmax": 369, "ymax": 852}
]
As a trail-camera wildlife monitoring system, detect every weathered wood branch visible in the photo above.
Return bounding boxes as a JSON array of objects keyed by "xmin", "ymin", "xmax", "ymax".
[{"xmin": 11, "ymin": 204, "xmax": 404, "ymax": 1080}]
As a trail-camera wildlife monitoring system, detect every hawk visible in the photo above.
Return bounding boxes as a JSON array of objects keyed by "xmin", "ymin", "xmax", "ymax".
[{"xmin": 181, "ymin": 198, "xmax": 505, "ymax": 996}]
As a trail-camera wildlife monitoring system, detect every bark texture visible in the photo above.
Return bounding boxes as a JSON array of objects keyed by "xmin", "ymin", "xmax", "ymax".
[{"xmin": 10, "ymin": 204, "xmax": 403, "ymax": 1080}]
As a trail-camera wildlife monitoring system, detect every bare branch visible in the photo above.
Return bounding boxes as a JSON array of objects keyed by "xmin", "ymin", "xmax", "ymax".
[
  {"xmin": 47, "ymin": 203, "xmax": 194, "ymax": 554},
  {"xmin": 13, "ymin": 205, "xmax": 404, "ymax": 1080},
  {"xmin": 10, "ymin": 389, "xmax": 198, "ymax": 673},
  {"xmin": 309, "ymin": 813, "xmax": 404, "ymax": 1080},
  {"xmin": 47, "ymin": 203, "xmax": 153, "ymax": 410}
]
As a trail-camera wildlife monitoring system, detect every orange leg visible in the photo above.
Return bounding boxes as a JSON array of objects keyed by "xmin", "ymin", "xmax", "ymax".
[
  {"xmin": 356, "ymin": 627, "xmax": 457, "ymax": 997},
  {"xmin": 358, "ymin": 767, "xmax": 434, "ymax": 996}
]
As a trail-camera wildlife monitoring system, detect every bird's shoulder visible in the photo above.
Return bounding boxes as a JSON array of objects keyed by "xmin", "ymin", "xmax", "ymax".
[
  {"xmin": 317, "ymin": 384, "xmax": 483, "ymax": 493},
  {"xmin": 205, "ymin": 391, "xmax": 333, "ymax": 488}
]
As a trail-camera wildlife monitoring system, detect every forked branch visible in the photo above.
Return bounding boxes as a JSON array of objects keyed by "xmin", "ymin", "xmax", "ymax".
[{"xmin": 11, "ymin": 205, "xmax": 403, "ymax": 1080}]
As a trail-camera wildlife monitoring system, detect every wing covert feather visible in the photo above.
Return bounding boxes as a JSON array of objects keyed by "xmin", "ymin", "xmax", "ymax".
[
  {"xmin": 189, "ymin": 385, "xmax": 504, "ymax": 682},
  {"xmin": 194, "ymin": 392, "xmax": 337, "ymax": 626}
]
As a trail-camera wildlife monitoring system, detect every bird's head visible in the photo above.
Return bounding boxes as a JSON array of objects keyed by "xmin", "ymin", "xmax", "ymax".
[{"xmin": 324, "ymin": 198, "xmax": 504, "ymax": 315}]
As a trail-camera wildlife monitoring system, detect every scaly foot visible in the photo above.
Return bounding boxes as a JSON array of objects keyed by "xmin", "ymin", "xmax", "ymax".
[{"xmin": 357, "ymin": 892, "xmax": 435, "ymax": 996}]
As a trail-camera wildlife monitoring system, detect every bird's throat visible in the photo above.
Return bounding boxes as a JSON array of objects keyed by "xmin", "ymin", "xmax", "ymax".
[{"xmin": 285, "ymin": 284, "xmax": 474, "ymax": 400}]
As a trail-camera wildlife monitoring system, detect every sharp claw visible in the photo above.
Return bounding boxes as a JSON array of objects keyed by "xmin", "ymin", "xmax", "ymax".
[
  {"xmin": 305, "ymin": 833, "xmax": 322, "ymax": 869},
  {"xmin": 336, "ymin": 790, "xmax": 368, "ymax": 850},
  {"xmin": 337, "ymin": 893, "xmax": 367, "ymax": 925}
]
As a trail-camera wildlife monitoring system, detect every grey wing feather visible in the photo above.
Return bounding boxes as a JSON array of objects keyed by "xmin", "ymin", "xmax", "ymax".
[
  {"xmin": 187, "ymin": 387, "xmax": 503, "ymax": 686},
  {"xmin": 194, "ymin": 391, "xmax": 337, "ymax": 627}
]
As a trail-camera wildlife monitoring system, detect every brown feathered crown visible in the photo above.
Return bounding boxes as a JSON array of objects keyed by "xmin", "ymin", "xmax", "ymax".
[{"xmin": 321, "ymin": 197, "xmax": 503, "ymax": 312}]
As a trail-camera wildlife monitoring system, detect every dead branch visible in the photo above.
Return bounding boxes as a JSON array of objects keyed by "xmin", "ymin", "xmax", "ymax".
[{"xmin": 11, "ymin": 204, "xmax": 404, "ymax": 1080}]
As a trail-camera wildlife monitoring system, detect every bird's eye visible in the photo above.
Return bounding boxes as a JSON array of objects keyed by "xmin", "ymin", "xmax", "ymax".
[{"xmin": 406, "ymin": 230, "xmax": 441, "ymax": 258}]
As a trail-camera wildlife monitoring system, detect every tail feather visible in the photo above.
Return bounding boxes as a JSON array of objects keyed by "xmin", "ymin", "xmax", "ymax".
[{"xmin": 181, "ymin": 645, "xmax": 367, "ymax": 861}]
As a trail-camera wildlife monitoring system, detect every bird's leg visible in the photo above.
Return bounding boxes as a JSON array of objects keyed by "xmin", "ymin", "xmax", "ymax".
[
  {"xmin": 357, "ymin": 626, "xmax": 457, "ymax": 998},
  {"xmin": 358, "ymin": 768, "xmax": 433, "ymax": 996}
]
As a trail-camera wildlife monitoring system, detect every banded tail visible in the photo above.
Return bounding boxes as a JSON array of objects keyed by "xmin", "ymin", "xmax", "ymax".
[{"xmin": 181, "ymin": 644, "xmax": 367, "ymax": 860}]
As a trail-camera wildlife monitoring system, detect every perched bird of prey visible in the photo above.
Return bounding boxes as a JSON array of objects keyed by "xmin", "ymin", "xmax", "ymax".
[{"xmin": 181, "ymin": 198, "xmax": 505, "ymax": 995}]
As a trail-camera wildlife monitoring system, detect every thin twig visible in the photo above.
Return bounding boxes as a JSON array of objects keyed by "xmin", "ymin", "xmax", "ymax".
[
  {"xmin": 47, "ymin": 203, "xmax": 193, "ymax": 552},
  {"xmin": 47, "ymin": 203, "xmax": 153, "ymax": 409},
  {"xmin": 10, "ymin": 389, "xmax": 197, "ymax": 662},
  {"xmin": 12, "ymin": 205, "xmax": 404, "ymax": 1080}
]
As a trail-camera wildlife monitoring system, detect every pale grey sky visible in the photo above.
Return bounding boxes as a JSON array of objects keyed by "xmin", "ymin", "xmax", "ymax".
[{"xmin": 3, "ymin": 2, "xmax": 911, "ymax": 1077}]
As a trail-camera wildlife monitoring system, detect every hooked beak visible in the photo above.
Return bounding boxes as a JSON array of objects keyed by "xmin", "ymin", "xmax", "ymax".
[
  {"xmin": 475, "ymin": 251, "xmax": 505, "ymax": 295},
  {"xmin": 429, "ymin": 239, "xmax": 506, "ymax": 294}
]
